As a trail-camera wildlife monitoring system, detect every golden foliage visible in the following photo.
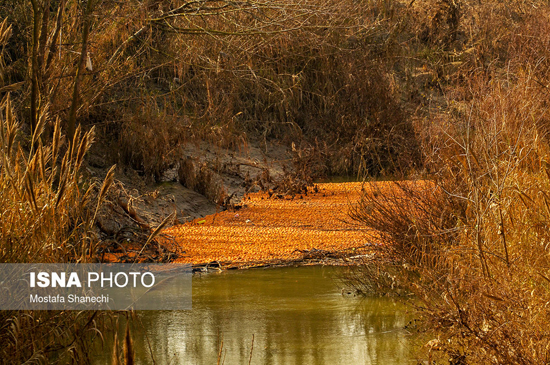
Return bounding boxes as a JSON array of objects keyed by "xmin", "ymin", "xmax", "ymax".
[{"xmin": 167, "ymin": 182, "xmax": 376, "ymax": 266}]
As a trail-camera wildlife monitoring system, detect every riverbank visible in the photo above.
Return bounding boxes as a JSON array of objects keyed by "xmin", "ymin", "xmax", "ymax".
[
  {"xmin": 101, "ymin": 182, "xmax": 376, "ymax": 268},
  {"xmin": 99, "ymin": 180, "xmax": 437, "ymax": 270}
]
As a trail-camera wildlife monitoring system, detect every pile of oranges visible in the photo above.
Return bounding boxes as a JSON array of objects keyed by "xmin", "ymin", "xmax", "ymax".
[{"xmin": 166, "ymin": 182, "xmax": 374, "ymax": 267}]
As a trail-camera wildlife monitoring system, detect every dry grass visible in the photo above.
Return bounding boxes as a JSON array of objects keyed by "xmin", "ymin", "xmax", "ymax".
[
  {"xmin": 0, "ymin": 19, "xmax": 118, "ymax": 363},
  {"xmin": 347, "ymin": 2, "xmax": 550, "ymax": 363},
  {"xmin": 1, "ymin": 0, "xmax": 422, "ymax": 181},
  {"xmin": 0, "ymin": 96, "xmax": 115, "ymax": 363}
]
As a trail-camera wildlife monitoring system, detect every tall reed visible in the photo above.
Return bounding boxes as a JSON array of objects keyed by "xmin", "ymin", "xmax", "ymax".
[{"xmin": 0, "ymin": 15, "xmax": 117, "ymax": 361}]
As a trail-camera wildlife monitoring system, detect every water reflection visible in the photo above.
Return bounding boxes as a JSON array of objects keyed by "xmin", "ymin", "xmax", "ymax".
[{"xmin": 97, "ymin": 266, "xmax": 414, "ymax": 364}]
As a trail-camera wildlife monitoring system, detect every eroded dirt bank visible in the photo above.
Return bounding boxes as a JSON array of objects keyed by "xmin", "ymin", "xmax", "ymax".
[{"xmin": 91, "ymin": 139, "xmax": 291, "ymax": 237}]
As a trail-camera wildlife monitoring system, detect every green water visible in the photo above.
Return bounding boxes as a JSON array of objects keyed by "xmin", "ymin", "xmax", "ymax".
[{"xmin": 96, "ymin": 266, "xmax": 415, "ymax": 364}]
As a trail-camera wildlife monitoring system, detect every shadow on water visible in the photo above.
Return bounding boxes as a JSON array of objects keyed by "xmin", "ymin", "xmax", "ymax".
[{"xmin": 95, "ymin": 266, "xmax": 416, "ymax": 364}]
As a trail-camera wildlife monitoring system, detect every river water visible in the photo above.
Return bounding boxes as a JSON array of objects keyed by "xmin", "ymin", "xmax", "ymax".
[{"xmin": 95, "ymin": 266, "xmax": 415, "ymax": 364}]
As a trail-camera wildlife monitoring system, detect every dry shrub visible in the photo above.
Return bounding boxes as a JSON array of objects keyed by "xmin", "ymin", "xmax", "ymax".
[
  {"xmin": 117, "ymin": 98, "xmax": 188, "ymax": 181},
  {"xmin": 10, "ymin": 0, "xmax": 550, "ymax": 181},
  {"xmin": 1, "ymin": 0, "xmax": 423, "ymax": 179},
  {"xmin": 351, "ymin": 180, "xmax": 465, "ymax": 269},
  {"xmin": 0, "ymin": 19, "xmax": 117, "ymax": 362},
  {"xmin": 349, "ymin": 3, "xmax": 550, "ymax": 363},
  {"xmin": 143, "ymin": 0, "xmax": 422, "ymax": 176}
]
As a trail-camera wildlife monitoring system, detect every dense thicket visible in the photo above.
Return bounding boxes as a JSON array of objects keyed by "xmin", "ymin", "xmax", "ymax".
[
  {"xmin": 348, "ymin": 1, "xmax": 550, "ymax": 364},
  {"xmin": 1, "ymin": 0, "xmax": 422, "ymax": 180}
]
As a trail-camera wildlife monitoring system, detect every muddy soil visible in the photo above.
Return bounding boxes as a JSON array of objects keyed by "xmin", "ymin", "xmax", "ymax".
[{"xmin": 87, "ymin": 139, "xmax": 292, "ymax": 236}]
